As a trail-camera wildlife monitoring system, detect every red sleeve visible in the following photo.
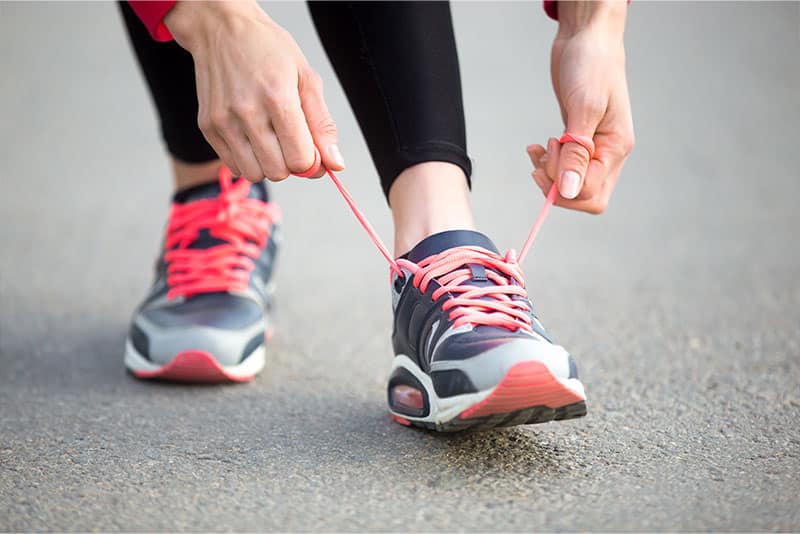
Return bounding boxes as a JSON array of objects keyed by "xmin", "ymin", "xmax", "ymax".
[
  {"xmin": 543, "ymin": 0, "xmax": 559, "ymax": 20},
  {"xmin": 128, "ymin": 1, "xmax": 176, "ymax": 42}
]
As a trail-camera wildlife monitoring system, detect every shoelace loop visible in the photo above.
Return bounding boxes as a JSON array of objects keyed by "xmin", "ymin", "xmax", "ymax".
[
  {"xmin": 164, "ymin": 166, "xmax": 280, "ymax": 300},
  {"xmin": 396, "ymin": 246, "xmax": 534, "ymax": 332}
]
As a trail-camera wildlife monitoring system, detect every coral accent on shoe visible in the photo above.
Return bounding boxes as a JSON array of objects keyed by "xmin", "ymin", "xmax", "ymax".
[
  {"xmin": 459, "ymin": 360, "xmax": 584, "ymax": 419},
  {"xmin": 165, "ymin": 166, "xmax": 280, "ymax": 299},
  {"xmin": 391, "ymin": 414, "xmax": 413, "ymax": 426},
  {"xmin": 132, "ymin": 350, "xmax": 255, "ymax": 383}
]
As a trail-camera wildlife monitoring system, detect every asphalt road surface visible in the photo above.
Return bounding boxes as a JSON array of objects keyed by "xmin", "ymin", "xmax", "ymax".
[{"xmin": 1, "ymin": 2, "xmax": 798, "ymax": 531}]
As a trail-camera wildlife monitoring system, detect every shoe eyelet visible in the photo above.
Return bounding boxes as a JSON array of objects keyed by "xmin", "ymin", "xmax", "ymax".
[{"xmin": 393, "ymin": 274, "xmax": 406, "ymax": 294}]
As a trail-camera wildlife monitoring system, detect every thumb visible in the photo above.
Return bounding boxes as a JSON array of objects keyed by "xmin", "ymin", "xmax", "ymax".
[
  {"xmin": 557, "ymin": 117, "xmax": 599, "ymax": 200},
  {"xmin": 300, "ymin": 72, "xmax": 345, "ymax": 173}
]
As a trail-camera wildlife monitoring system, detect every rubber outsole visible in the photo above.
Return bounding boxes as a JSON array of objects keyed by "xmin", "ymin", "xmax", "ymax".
[
  {"xmin": 392, "ymin": 400, "xmax": 587, "ymax": 432},
  {"xmin": 390, "ymin": 359, "xmax": 587, "ymax": 432}
]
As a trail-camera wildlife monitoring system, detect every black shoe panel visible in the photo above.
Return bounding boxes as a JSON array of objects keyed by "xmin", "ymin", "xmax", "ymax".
[
  {"xmin": 239, "ymin": 332, "xmax": 266, "ymax": 363},
  {"xmin": 142, "ymin": 293, "xmax": 263, "ymax": 330},
  {"xmin": 391, "ymin": 279, "xmax": 454, "ymax": 372},
  {"xmin": 431, "ymin": 369, "xmax": 478, "ymax": 398},
  {"xmin": 431, "ymin": 326, "xmax": 534, "ymax": 363},
  {"xmin": 129, "ymin": 323, "xmax": 150, "ymax": 360}
]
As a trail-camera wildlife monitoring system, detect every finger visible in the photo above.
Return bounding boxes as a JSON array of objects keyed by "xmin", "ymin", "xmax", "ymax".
[
  {"xmin": 532, "ymin": 169, "xmax": 553, "ymax": 197},
  {"xmin": 201, "ymin": 127, "xmax": 240, "ymax": 177},
  {"xmin": 266, "ymin": 90, "xmax": 317, "ymax": 176},
  {"xmin": 575, "ymin": 124, "xmax": 631, "ymax": 200},
  {"xmin": 556, "ymin": 138, "xmax": 593, "ymax": 200},
  {"xmin": 545, "ymin": 137, "xmax": 560, "ymax": 182},
  {"xmin": 591, "ymin": 164, "xmax": 622, "ymax": 213},
  {"xmin": 300, "ymin": 70, "xmax": 344, "ymax": 172},
  {"xmin": 551, "ymin": 162, "xmax": 622, "ymax": 214},
  {"xmin": 527, "ymin": 144, "xmax": 546, "ymax": 170},
  {"xmin": 557, "ymin": 105, "xmax": 603, "ymax": 199},
  {"xmin": 218, "ymin": 123, "xmax": 264, "ymax": 182},
  {"xmin": 238, "ymin": 103, "xmax": 290, "ymax": 181},
  {"xmin": 195, "ymin": 66, "xmax": 241, "ymax": 177},
  {"xmin": 248, "ymin": 122, "xmax": 290, "ymax": 182},
  {"xmin": 573, "ymin": 157, "xmax": 608, "ymax": 201},
  {"xmin": 293, "ymin": 148, "xmax": 325, "ymax": 179}
]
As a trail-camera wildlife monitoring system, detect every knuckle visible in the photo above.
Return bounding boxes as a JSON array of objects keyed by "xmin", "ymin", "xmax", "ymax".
[
  {"xmin": 197, "ymin": 113, "xmax": 212, "ymax": 133},
  {"xmin": 242, "ymin": 166, "xmax": 264, "ymax": 182},
  {"xmin": 577, "ymin": 182, "xmax": 598, "ymax": 200},
  {"xmin": 263, "ymin": 89, "xmax": 290, "ymax": 111},
  {"xmin": 210, "ymin": 110, "xmax": 233, "ymax": 131},
  {"xmin": 286, "ymin": 154, "xmax": 314, "ymax": 174},
  {"xmin": 586, "ymin": 199, "xmax": 608, "ymax": 215},
  {"xmin": 263, "ymin": 158, "xmax": 291, "ymax": 181},
  {"xmin": 305, "ymin": 69, "xmax": 323, "ymax": 91},
  {"xmin": 232, "ymin": 100, "xmax": 259, "ymax": 119},
  {"xmin": 583, "ymin": 96, "xmax": 606, "ymax": 119},
  {"xmin": 567, "ymin": 146, "xmax": 591, "ymax": 167},
  {"xmin": 265, "ymin": 169, "xmax": 290, "ymax": 182},
  {"xmin": 268, "ymin": 101, "xmax": 300, "ymax": 129},
  {"xmin": 622, "ymin": 135, "xmax": 636, "ymax": 156},
  {"xmin": 313, "ymin": 115, "xmax": 337, "ymax": 137}
]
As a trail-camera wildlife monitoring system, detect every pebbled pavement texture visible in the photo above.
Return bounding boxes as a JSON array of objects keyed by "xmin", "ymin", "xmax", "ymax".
[{"xmin": 1, "ymin": 2, "xmax": 798, "ymax": 531}]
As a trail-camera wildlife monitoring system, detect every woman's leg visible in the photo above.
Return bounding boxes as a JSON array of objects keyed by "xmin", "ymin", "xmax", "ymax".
[
  {"xmin": 308, "ymin": 1, "xmax": 475, "ymax": 255},
  {"xmin": 118, "ymin": 1, "xmax": 220, "ymax": 191}
]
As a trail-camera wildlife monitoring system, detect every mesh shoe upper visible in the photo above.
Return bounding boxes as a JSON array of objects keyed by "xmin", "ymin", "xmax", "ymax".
[{"xmin": 391, "ymin": 230, "xmax": 577, "ymax": 397}]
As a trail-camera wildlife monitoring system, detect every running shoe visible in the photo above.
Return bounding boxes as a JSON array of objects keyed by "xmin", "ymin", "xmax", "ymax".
[
  {"xmin": 387, "ymin": 230, "xmax": 587, "ymax": 431},
  {"xmin": 124, "ymin": 166, "xmax": 281, "ymax": 382}
]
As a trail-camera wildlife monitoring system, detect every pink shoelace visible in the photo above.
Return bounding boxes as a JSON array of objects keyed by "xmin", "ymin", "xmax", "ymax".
[
  {"xmin": 165, "ymin": 166, "xmax": 281, "ymax": 299},
  {"xmin": 308, "ymin": 133, "xmax": 593, "ymax": 332},
  {"xmin": 407, "ymin": 246, "xmax": 534, "ymax": 332}
]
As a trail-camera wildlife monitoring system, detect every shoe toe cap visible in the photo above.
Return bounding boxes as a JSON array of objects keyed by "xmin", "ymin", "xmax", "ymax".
[
  {"xmin": 131, "ymin": 294, "xmax": 265, "ymax": 367},
  {"xmin": 431, "ymin": 335, "xmax": 575, "ymax": 392}
]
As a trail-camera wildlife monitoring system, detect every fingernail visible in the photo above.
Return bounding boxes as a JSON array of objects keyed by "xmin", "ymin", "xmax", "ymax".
[
  {"xmin": 560, "ymin": 170, "xmax": 581, "ymax": 199},
  {"xmin": 328, "ymin": 144, "xmax": 345, "ymax": 169}
]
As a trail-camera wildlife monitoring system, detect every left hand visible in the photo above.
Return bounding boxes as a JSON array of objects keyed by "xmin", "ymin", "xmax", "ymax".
[{"xmin": 527, "ymin": 1, "xmax": 635, "ymax": 214}]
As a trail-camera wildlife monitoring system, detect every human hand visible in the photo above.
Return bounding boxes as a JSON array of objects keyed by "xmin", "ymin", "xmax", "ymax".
[
  {"xmin": 164, "ymin": 0, "xmax": 342, "ymax": 182},
  {"xmin": 527, "ymin": 0, "xmax": 634, "ymax": 213}
]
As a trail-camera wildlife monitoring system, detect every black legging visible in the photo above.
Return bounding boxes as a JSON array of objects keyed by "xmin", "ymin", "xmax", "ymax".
[{"xmin": 119, "ymin": 1, "xmax": 472, "ymax": 199}]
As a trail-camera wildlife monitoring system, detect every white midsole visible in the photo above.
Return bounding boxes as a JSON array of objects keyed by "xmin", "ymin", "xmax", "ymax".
[
  {"xmin": 123, "ymin": 339, "xmax": 266, "ymax": 379},
  {"xmin": 389, "ymin": 354, "xmax": 585, "ymax": 425}
]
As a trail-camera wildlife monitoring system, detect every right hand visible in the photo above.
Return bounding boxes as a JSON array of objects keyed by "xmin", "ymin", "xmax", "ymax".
[{"xmin": 164, "ymin": 0, "xmax": 343, "ymax": 182}]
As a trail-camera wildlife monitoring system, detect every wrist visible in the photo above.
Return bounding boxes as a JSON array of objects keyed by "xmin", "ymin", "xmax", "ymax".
[
  {"xmin": 164, "ymin": 0, "xmax": 267, "ymax": 51},
  {"xmin": 556, "ymin": 1, "xmax": 627, "ymax": 39}
]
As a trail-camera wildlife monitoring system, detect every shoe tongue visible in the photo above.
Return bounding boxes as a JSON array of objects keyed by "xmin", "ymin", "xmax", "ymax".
[
  {"xmin": 403, "ymin": 230, "xmax": 499, "ymax": 264},
  {"xmin": 172, "ymin": 178, "xmax": 268, "ymax": 204}
]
